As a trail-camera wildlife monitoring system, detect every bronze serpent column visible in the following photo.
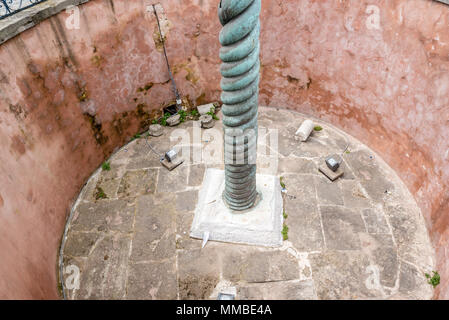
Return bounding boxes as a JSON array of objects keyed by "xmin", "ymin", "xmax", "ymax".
[{"xmin": 218, "ymin": 0, "xmax": 261, "ymax": 211}]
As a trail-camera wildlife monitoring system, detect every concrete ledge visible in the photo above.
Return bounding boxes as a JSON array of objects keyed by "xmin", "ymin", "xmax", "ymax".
[
  {"xmin": 0, "ymin": 0, "xmax": 91, "ymax": 44},
  {"xmin": 190, "ymin": 168, "xmax": 284, "ymax": 247}
]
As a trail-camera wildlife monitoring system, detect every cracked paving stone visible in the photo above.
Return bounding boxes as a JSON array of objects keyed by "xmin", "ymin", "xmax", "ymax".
[
  {"xmin": 223, "ymin": 249, "xmax": 299, "ymax": 283},
  {"xmin": 64, "ymin": 232, "xmax": 100, "ymax": 257},
  {"xmin": 156, "ymin": 165, "xmax": 188, "ymax": 193},
  {"xmin": 359, "ymin": 233, "xmax": 398, "ymax": 288},
  {"xmin": 95, "ymin": 177, "xmax": 121, "ymax": 199},
  {"xmin": 281, "ymin": 174, "xmax": 316, "ymax": 204},
  {"xmin": 257, "ymin": 155, "xmax": 279, "ymax": 175},
  {"xmin": 258, "ymin": 118, "xmax": 273, "ymax": 129},
  {"xmin": 175, "ymin": 190, "xmax": 198, "ymax": 213},
  {"xmin": 126, "ymin": 260, "xmax": 177, "ymax": 300},
  {"xmin": 383, "ymin": 204, "xmax": 433, "ymax": 271},
  {"xmin": 339, "ymin": 159, "xmax": 356, "ymax": 180},
  {"xmin": 131, "ymin": 194, "xmax": 176, "ymax": 262},
  {"xmin": 384, "ymin": 204, "xmax": 417, "ymax": 246},
  {"xmin": 131, "ymin": 135, "xmax": 173, "ymax": 158},
  {"xmin": 344, "ymin": 150, "xmax": 395, "ymax": 202},
  {"xmin": 277, "ymin": 128, "xmax": 303, "ymax": 157},
  {"xmin": 127, "ymin": 155, "xmax": 163, "ymax": 170},
  {"xmin": 315, "ymin": 176, "xmax": 344, "ymax": 206},
  {"xmin": 80, "ymin": 174, "xmax": 100, "ymax": 202},
  {"xmin": 109, "ymin": 145, "xmax": 132, "ymax": 162},
  {"xmin": 99, "ymin": 162, "xmax": 127, "ymax": 180},
  {"xmin": 278, "ymin": 157, "xmax": 317, "ymax": 175},
  {"xmin": 314, "ymin": 130, "xmax": 348, "ymax": 152},
  {"xmin": 238, "ymin": 280, "xmax": 317, "ymax": 300},
  {"xmin": 342, "ymin": 180, "xmax": 371, "ymax": 208},
  {"xmin": 398, "ymin": 262, "xmax": 416, "ymax": 295},
  {"xmin": 188, "ymin": 164, "xmax": 206, "ymax": 186},
  {"xmin": 75, "ymin": 234, "xmax": 131, "ymax": 299},
  {"xmin": 259, "ymin": 108, "xmax": 296, "ymax": 123},
  {"xmin": 178, "ymin": 248, "xmax": 221, "ymax": 300},
  {"xmin": 362, "ymin": 207, "xmax": 390, "ymax": 234},
  {"xmin": 320, "ymin": 205, "xmax": 365, "ymax": 250},
  {"xmin": 176, "ymin": 211, "xmax": 200, "ymax": 250},
  {"xmin": 128, "ymin": 139, "xmax": 153, "ymax": 158},
  {"xmin": 185, "ymin": 145, "xmax": 203, "ymax": 165},
  {"xmin": 258, "ymin": 127, "xmax": 283, "ymax": 153},
  {"xmin": 398, "ymin": 261, "xmax": 432, "ymax": 299},
  {"xmin": 117, "ymin": 169, "xmax": 158, "ymax": 197},
  {"xmin": 71, "ymin": 200, "xmax": 135, "ymax": 233},
  {"xmin": 294, "ymin": 134, "xmax": 342, "ymax": 158},
  {"xmin": 284, "ymin": 200, "xmax": 324, "ymax": 251},
  {"xmin": 309, "ymin": 250, "xmax": 374, "ymax": 299}
]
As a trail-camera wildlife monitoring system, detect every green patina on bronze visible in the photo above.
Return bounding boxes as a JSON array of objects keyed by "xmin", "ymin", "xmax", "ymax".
[{"xmin": 218, "ymin": 0, "xmax": 261, "ymax": 211}]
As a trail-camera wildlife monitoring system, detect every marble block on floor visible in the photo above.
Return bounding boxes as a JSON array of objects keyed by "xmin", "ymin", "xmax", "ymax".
[{"xmin": 190, "ymin": 168, "xmax": 283, "ymax": 247}]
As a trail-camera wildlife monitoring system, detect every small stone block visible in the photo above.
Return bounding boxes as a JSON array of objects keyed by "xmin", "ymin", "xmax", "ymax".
[
  {"xmin": 202, "ymin": 122, "xmax": 215, "ymax": 129},
  {"xmin": 319, "ymin": 164, "xmax": 344, "ymax": 181},
  {"xmin": 148, "ymin": 124, "xmax": 163, "ymax": 137},
  {"xmin": 161, "ymin": 157, "xmax": 184, "ymax": 171},
  {"xmin": 197, "ymin": 103, "xmax": 215, "ymax": 116},
  {"xmin": 199, "ymin": 114, "xmax": 214, "ymax": 129},
  {"xmin": 167, "ymin": 114, "xmax": 181, "ymax": 126}
]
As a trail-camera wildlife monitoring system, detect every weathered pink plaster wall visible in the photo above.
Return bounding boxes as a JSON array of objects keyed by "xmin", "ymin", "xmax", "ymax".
[
  {"xmin": 257, "ymin": 0, "xmax": 449, "ymax": 299},
  {"xmin": 0, "ymin": 0, "xmax": 447, "ymax": 299}
]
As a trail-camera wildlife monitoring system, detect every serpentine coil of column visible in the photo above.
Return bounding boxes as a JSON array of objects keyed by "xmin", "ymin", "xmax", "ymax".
[{"xmin": 218, "ymin": 0, "xmax": 260, "ymax": 211}]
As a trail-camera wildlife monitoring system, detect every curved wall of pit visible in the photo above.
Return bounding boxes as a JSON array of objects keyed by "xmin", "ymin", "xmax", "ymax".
[{"xmin": 0, "ymin": 0, "xmax": 447, "ymax": 299}]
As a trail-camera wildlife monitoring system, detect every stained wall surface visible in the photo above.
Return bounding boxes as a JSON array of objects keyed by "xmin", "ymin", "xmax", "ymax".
[{"xmin": 0, "ymin": 0, "xmax": 447, "ymax": 299}]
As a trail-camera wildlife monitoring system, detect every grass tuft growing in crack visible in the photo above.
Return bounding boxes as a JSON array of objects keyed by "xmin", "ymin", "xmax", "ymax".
[
  {"xmin": 207, "ymin": 107, "xmax": 219, "ymax": 120},
  {"xmin": 95, "ymin": 187, "xmax": 107, "ymax": 200},
  {"xmin": 131, "ymin": 133, "xmax": 141, "ymax": 141},
  {"xmin": 178, "ymin": 109, "xmax": 187, "ymax": 123},
  {"xmin": 282, "ymin": 224, "xmax": 289, "ymax": 241},
  {"xmin": 102, "ymin": 161, "xmax": 111, "ymax": 171},
  {"xmin": 280, "ymin": 176, "xmax": 286, "ymax": 189},
  {"xmin": 160, "ymin": 112, "xmax": 171, "ymax": 126},
  {"xmin": 425, "ymin": 271, "xmax": 440, "ymax": 288},
  {"xmin": 280, "ymin": 177, "xmax": 288, "ymax": 240},
  {"xmin": 190, "ymin": 109, "xmax": 199, "ymax": 118}
]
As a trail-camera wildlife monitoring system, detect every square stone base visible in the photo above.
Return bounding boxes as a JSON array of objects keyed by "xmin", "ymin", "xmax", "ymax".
[
  {"xmin": 190, "ymin": 168, "xmax": 283, "ymax": 247},
  {"xmin": 318, "ymin": 164, "xmax": 344, "ymax": 181},
  {"xmin": 161, "ymin": 157, "xmax": 184, "ymax": 171}
]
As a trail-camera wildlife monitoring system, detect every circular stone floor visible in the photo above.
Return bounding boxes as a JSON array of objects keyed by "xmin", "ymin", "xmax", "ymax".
[{"xmin": 61, "ymin": 107, "xmax": 435, "ymax": 300}]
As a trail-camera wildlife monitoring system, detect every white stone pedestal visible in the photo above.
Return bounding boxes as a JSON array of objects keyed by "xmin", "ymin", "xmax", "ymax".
[{"xmin": 190, "ymin": 168, "xmax": 283, "ymax": 247}]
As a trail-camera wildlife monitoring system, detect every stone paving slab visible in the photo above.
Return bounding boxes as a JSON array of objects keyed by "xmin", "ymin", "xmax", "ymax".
[
  {"xmin": 238, "ymin": 280, "xmax": 317, "ymax": 300},
  {"xmin": 284, "ymin": 201, "xmax": 324, "ymax": 251},
  {"xmin": 61, "ymin": 107, "xmax": 435, "ymax": 300},
  {"xmin": 178, "ymin": 248, "xmax": 221, "ymax": 299},
  {"xmin": 131, "ymin": 194, "xmax": 176, "ymax": 262},
  {"xmin": 309, "ymin": 250, "xmax": 374, "ymax": 299},
  {"xmin": 320, "ymin": 205, "xmax": 366, "ymax": 250},
  {"xmin": 223, "ymin": 249, "xmax": 299, "ymax": 283},
  {"xmin": 71, "ymin": 200, "xmax": 135, "ymax": 233},
  {"xmin": 127, "ymin": 260, "xmax": 178, "ymax": 300}
]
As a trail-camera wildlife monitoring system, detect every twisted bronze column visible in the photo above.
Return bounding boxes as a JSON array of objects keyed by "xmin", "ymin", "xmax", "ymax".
[{"xmin": 218, "ymin": 0, "xmax": 260, "ymax": 211}]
